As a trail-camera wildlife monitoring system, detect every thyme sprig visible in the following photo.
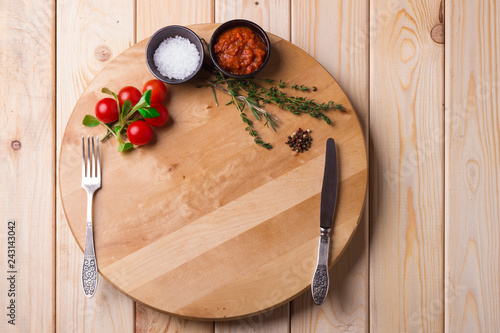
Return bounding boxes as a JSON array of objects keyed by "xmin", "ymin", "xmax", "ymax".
[{"xmin": 199, "ymin": 71, "xmax": 345, "ymax": 149}]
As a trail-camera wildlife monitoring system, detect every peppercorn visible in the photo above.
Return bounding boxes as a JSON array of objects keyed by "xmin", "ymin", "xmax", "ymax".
[{"xmin": 284, "ymin": 128, "xmax": 312, "ymax": 153}]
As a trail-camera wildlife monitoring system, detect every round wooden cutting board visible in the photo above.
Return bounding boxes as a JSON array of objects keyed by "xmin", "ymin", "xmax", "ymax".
[{"xmin": 59, "ymin": 23, "xmax": 367, "ymax": 320}]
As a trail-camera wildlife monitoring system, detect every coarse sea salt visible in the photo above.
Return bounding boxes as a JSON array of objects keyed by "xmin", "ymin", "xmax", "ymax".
[{"xmin": 153, "ymin": 36, "xmax": 200, "ymax": 80}]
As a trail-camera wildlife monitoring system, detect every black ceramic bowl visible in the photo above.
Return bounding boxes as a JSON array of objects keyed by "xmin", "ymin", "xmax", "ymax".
[
  {"xmin": 146, "ymin": 25, "xmax": 204, "ymax": 84},
  {"xmin": 209, "ymin": 19, "xmax": 271, "ymax": 78}
]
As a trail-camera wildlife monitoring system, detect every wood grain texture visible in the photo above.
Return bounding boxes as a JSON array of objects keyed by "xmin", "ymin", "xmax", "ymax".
[
  {"xmin": 56, "ymin": 0, "xmax": 135, "ymax": 331},
  {"xmin": 137, "ymin": 0, "xmax": 214, "ymax": 41},
  {"xmin": 0, "ymin": 0, "xmax": 55, "ymax": 331},
  {"xmin": 10, "ymin": 1, "xmax": 499, "ymax": 331},
  {"xmin": 215, "ymin": 307, "xmax": 289, "ymax": 333},
  {"xmin": 215, "ymin": 0, "xmax": 290, "ymax": 40},
  {"xmin": 136, "ymin": 303, "xmax": 213, "ymax": 333},
  {"xmin": 135, "ymin": 1, "xmax": 214, "ymax": 332},
  {"xmin": 290, "ymin": 0, "xmax": 369, "ymax": 332},
  {"xmin": 59, "ymin": 24, "xmax": 367, "ymax": 321},
  {"xmin": 445, "ymin": 0, "xmax": 500, "ymax": 332},
  {"xmin": 214, "ymin": 0, "xmax": 291, "ymax": 331},
  {"xmin": 369, "ymin": 0, "xmax": 444, "ymax": 332}
]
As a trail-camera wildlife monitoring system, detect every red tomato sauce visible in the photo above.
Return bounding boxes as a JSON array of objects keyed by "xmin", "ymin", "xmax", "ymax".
[{"xmin": 214, "ymin": 27, "xmax": 267, "ymax": 75}]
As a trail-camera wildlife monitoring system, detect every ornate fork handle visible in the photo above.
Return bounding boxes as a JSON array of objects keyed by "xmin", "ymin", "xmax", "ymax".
[{"xmin": 82, "ymin": 219, "xmax": 98, "ymax": 297}]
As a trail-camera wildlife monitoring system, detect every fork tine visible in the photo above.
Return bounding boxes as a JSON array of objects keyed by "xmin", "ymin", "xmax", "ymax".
[
  {"xmin": 91, "ymin": 136, "xmax": 96, "ymax": 177},
  {"xmin": 87, "ymin": 135, "xmax": 91, "ymax": 177},
  {"xmin": 82, "ymin": 135, "xmax": 85, "ymax": 178},
  {"xmin": 96, "ymin": 136, "xmax": 101, "ymax": 178}
]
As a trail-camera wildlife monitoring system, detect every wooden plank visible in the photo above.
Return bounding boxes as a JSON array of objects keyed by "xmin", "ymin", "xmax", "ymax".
[
  {"xmin": 290, "ymin": 0, "xmax": 369, "ymax": 332},
  {"xmin": 56, "ymin": 0, "xmax": 136, "ymax": 331},
  {"xmin": 0, "ymin": 0, "xmax": 55, "ymax": 331},
  {"xmin": 137, "ymin": 0, "xmax": 214, "ymax": 41},
  {"xmin": 445, "ymin": 0, "xmax": 500, "ymax": 332},
  {"xmin": 369, "ymin": 0, "xmax": 444, "ymax": 332},
  {"xmin": 136, "ymin": 304, "xmax": 214, "ymax": 333},
  {"xmin": 135, "ymin": 1, "xmax": 214, "ymax": 332},
  {"xmin": 214, "ymin": 0, "xmax": 290, "ymax": 40},
  {"xmin": 213, "ymin": 1, "xmax": 291, "ymax": 331},
  {"xmin": 215, "ymin": 307, "xmax": 289, "ymax": 333}
]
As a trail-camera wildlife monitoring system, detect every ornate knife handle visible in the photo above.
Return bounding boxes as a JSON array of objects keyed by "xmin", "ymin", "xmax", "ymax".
[
  {"xmin": 311, "ymin": 229, "xmax": 330, "ymax": 305},
  {"xmin": 82, "ymin": 223, "xmax": 98, "ymax": 298}
]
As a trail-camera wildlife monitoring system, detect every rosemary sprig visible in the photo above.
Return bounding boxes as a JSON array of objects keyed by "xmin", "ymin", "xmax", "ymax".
[
  {"xmin": 206, "ymin": 79, "xmax": 279, "ymax": 127},
  {"xmin": 199, "ymin": 71, "xmax": 345, "ymax": 149}
]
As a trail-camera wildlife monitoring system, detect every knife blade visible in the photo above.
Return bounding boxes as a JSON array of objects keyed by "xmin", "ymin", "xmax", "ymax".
[{"xmin": 311, "ymin": 138, "xmax": 338, "ymax": 305}]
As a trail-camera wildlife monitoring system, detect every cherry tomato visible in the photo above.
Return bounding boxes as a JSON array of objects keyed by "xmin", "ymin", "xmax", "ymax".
[
  {"xmin": 143, "ymin": 79, "xmax": 167, "ymax": 103},
  {"xmin": 118, "ymin": 86, "xmax": 142, "ymax": 106},
  {"xmin": 145, "ymin": 103, "xmax": 169, "ymax": 127},
  {"xmin": 127, "ymin": 120, "xmax": 153, "ymax": 146},
  {"xmin": 95, "ymin": 98, "xmax": 119, "ymax": 123}
]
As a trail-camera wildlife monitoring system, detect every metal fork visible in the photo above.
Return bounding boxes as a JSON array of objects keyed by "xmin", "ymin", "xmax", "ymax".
[{"xmin": 81, "ymin": 135, "xmax": 101, "ymax": 298}]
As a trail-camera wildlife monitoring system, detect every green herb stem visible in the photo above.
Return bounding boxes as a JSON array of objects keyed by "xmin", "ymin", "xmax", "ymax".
[
  {"xmin": 204, "ymin": 80, "xmax": 279, "ymax": 126},
  {"xmin": 200, "ymin": 71, "xmax": 344, "ymax": 149},
  {"xmin": 102, "ymin": 122, "xmax": 118, "ymax": 139}
]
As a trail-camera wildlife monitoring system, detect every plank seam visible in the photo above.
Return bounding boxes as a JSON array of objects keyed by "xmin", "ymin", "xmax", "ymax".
[
  {"xmin": 443, "ymin": 1, "xmax": 449, "ymax": 332},
  {"xmin": 441, "ymin": 1, "xmax": 446, "ymax": 333},
  {"xmin": 288, "ymin": 0, "xmax": 292, "ymax": 43},
  {"xmin": 133, "ymin": 1, "xmax": 138, "ymax": 331},
  {"xmin": 134, "ymin": 0, "xmax": 137, "ymax": 45},
  {"xmin": 366, "ymin": 0, "xmax": 371, "ymax": 331},
  {"xmin": 54, "ymin": 0, "xmax": 58, "ymax": 331}
]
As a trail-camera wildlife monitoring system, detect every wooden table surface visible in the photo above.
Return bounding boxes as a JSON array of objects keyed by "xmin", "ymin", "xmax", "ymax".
[{"xmin": 1, "ymin": 0, "xmax": 499, "ymax": 332}]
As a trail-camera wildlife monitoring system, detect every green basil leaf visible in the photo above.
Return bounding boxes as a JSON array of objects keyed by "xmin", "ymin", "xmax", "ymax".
[
  {"xmin": 121, "ymin": 99, "xmax": 132, "ymax": 116},
  {"xmin": 82, "ymin": 115, "xmax": 101, "ymax": 127},
  {"xmin": 142, "ymin": 89, "xmax": 152, "ymax": 106},
  {"xmin": 102, "ymin": 87, "xmax": 120, "ymax": 112},
  {"xmin": 134, "ymin": 89, "xmax": 152, "ymax": 110},
  {"xmin": 118, "ymin": 142, "xmax": 134, "ymax": 152},
  {"xmin": 114, "ymin": 125, "xmax": 121, "ymax": 135},
  {"xmin": 138, "ymin": 107, "xmax": 159, "ymax": 119},
  {"xmin": 101, "ymin": 87, "xmax": 117, "ymax": 98},
  {"xmin": 123, "ymin": 142, "xmax": 134, "ymax": 151}
]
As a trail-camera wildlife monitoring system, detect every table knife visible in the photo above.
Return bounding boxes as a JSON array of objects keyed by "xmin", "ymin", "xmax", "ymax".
[{"xmin": 311, "ymin": 138, "xmax": 338, "ymax": 305}]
